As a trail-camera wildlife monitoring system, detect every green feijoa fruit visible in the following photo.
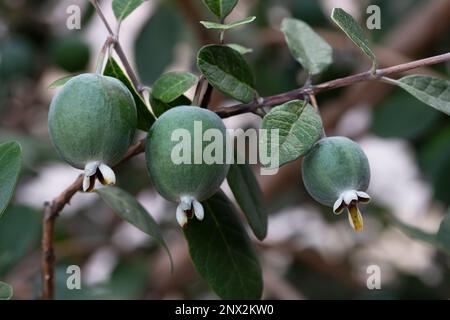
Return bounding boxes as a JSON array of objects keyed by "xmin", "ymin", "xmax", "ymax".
[
  {"xmin": 48, "ymin": 73, "xmax": 137, "ymax": 191},
  {"xmin": 302, "ymin": 136, "xmax": 371, "ymax": 232},
  {"xmin": 51, "ymin": 36, "xmax": 90, "ymax": 72},
  {"xmin": 146, "ymin": 106, "xmax": 230, "ymax": 227}
]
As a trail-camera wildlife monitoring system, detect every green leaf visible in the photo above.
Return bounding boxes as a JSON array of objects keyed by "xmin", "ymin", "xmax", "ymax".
[
  {"xmin": 112, "ymin": 0, "xmax": 145, "ymax": 22},
  {"xmin": 200, "ymin": 16, "xmax": 256, "ymax": 30},
  {"xmin": 437, "ymin": 210, "xmax": 450, "ymax": 251},
  {"xmin": 0, "ymin": 281, "xmax": 12, "ymax": 300},
  {"xmin": 281, "ymin": 18, "xmax": 332, "ymax": 75},
  {"xmin": 103, "ymin": 57, "xmax": 155, "ymax": 131},
  {"xmin": 260, "ymin": 100, "xmax": 323, "ymax": 168},
  {"xmin": 48, "ymin": 75, "xmax": 75, "ymax": 89},
  {"xmin": 331, "ymin": 8, "xmax": 376, "ymax": 65},
  {"xmin": 227, "ymin": 43, "xmax": 252, "ymax": 55},
  {"xmin": 96, "ymin": 186, "xmax": 173, "ymax": 271},
  {"xmin": 0, "ymin": 205, "xmax": 41, "ymax": 276},
  {"xmin": 152, "ymin": 72, "xmax": 197, "ymax": 103},
  {"xmin": 135, "ymin": 4, "xmax": 182, "ymax": 84},
  {"xmin": 202, "ymin": 0, "xmax": 238, "ymax": 19},
  {"xmin": 227, "ymin": 163, "xmax": 267, "ymax": 240},
  {"xmin": 396, "ymin": 75, "xmax": 450, "ymax": 115},
  {"xmin": 371, "ymin": 90, "xmax": 440, "ymax": 140},
  {"xmin": 184, "ymin": 191, "xmax": 263, "ymax": 299},
  {"xmin": 384, "ymin": 211, "xmax": 450, "ymax": 255},
  {"xmin": 150, "ymin": 94, "xmax": 191, "ymax": 118},
  {"xmin": 0, "ymin": 141, "xmax": 22, "ymax": 218},
  {"xmin": 197, "ymin": 45, "xmax": 255, "ymax": 103}
]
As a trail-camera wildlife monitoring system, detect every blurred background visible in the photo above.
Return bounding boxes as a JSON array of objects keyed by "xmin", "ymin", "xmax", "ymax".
[{"xmin": 1, "ymin": 0, "xmax": 450, "ymax": 299}]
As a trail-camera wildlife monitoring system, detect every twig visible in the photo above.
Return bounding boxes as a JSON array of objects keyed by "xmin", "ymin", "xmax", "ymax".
[
  {"xmin": 200, "ymin": 84, "xmax": 214, "ymax": 108},
  {"xmin": 215, "ymin": 52, "xmax": 450, "ymax": 118},
  {"xmin": 90, "ymin": 0, "xmax": 144, "ymax": 94},
  {"xmin": 41, "ymin": 139, "xmax": 145, "ymax": 299}
]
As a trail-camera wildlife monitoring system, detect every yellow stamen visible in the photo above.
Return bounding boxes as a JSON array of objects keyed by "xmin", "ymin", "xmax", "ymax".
[{"xmin": 347, "ymin": 203, "xmax": 363, "ymax": 232}]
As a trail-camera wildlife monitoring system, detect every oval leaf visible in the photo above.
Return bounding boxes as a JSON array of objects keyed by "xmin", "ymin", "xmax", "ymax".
[
  {"xmin": 150, "ymin": 94, "xmax": 191, "ymax": 118},
  {"xmin": 227, "ymin": 163, "xmax": 268, "ymax": 240},
  {"xmin": 0, "ymin": 281, "xmax": 13, "ymax": 300},
  {"xmin": 0, "ymin": 205, "xmax": 41, "ymax": 275},
  {"xmin": 152, "ymin": 72, "xmax": 197, "ymax": 103},
  {"xmin": 260, "ymin": 100, "xmax": 323, "ymax": 168},
  {"xmin": 135, "ymin": 4, "xmax": 182, "ymax": 84},
  {"xmin": 96, "ymin": 186, "xmax": 173, "ymax": 270},
  {"xmin": 331, "ymin": 8, "xmax": 376, "ymax": 65},
  {"xmin": 0, "ymin": 141, "xmax": 22, "ymax": 218},
  {"xmin": 384, "ymin": 211, "xmax": 450, "ymax": 254},
  {"xmin": 200, "ymin": 16, "xmax": 256, "ymax": 30},
  {"xmin": 281, "ymin": 18, "xmax": 332, "ymax": 75},
  {"xmin": 184, "ymin": 191, "xmax": 263, "ymax": 299},
  {"xmin": 103, "ymin": 57, "xmax": 155, "ymax": 131},
  {"xmin": 227, "ymin": 43, "xmax": 252, "ymax": 55},
  {"xmin": 202, "ymin": 0, "xmax": 238, "ymax": 19},
  {"xmin": 48, "ymin": 75, "xmax": 76, "ymax": 89},
  {"xmin": 437, "ymin": 210, "xmax": 450, "ymax": 251},
  {"xmin": 396, "ymin": 75, "xmax": 450, "ymax": 115},
  {"xmin": 112, "ymin": 0, "xmax": 145, "ymax": 22},
  {"xmin": 197, "ymin": 45, "xmax": 255, "ymax": 103}
]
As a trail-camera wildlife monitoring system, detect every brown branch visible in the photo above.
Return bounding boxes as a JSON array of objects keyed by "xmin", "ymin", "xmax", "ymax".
[
  {"xmin": 40, "ymin": 139, "xmax": 145, "ymax": 299},
  {"xmin": 42, "ymin": 1, "xmax": 149, "ymax": 300},
  {"xmin": 176, "ymin": 0, "xmax": 220, "ymax": 109},
  {"xmin": 216, "ymin": 52, "xmax": 450, "ymax": 118},
  {"xmin": 200, "ymin": 83, "xmax": 214, "ymax": 108},
  {"xmin": 90, "ymin": 0, "xmax": 144, "ymax": 94}
]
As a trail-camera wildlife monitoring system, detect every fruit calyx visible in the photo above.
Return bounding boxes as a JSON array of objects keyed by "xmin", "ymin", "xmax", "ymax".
[
  {"xmin": 176, "ymin": 195, "xmax": 204, "ymax": 228},
  {"xmin": 82, "ymin": 161, "xmax": 116, "ymax": 192},
  {"xmin": 333, "ymin": 190, "xmax": 370, "ymax": 232}
]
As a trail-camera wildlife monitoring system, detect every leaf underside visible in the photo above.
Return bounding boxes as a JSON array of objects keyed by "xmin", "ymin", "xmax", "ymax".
[
  {"xmin": 183, "ymin": 191, "xmax": 263, "ymax": 299},
  {"xmin": 197, "ymin": 45, "xmax": 255, "ymax": 103},
  {"xmin": 397, "ymin": 75, "xmax": 450, "ymax": 115},
  {"xmin": 260, "ymin": 100, "xmax": 323, "ymax": 168}
]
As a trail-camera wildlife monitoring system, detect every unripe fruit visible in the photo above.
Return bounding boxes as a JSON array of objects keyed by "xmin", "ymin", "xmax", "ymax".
[
  {"xmin": 146, "ymin": 106, "xmax": 230, "ymax": 227},
  {"xmin": 302, "ymin": 136, "xmax": 371, "ymax": 232},
  {"xmin": 48, "ymin": 73, "xmax": 137, "ymax": 191}
]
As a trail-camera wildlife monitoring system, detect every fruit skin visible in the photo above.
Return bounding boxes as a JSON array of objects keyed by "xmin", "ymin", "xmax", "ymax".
[
  {"xmin": 51, "ymin": 36, "xmax": 90, "ymax": 72},
  {"xmin": 146, "ymin": 106, "xmax": 230, "ymax": 225},
  {"xmin": 302, "ymin": 136, "xmax": 370, "ymax": 207},
  {"xmin": 48, "ymin": 73, "xmax": 137, "ymax": 170}
]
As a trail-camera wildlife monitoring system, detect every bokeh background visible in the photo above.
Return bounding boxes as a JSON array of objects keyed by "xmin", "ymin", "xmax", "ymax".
[{"xmin": 1, "ymin": 0, "xmax": 450, "ymax": 299}]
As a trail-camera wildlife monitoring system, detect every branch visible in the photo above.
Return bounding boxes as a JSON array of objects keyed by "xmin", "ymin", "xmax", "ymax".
[
  {"xmin": 89, "ymin": 0, "xmax": 144, "ymax": 94},
  {"xmin": 40, "ymin": 139, "xmax": 145, "ymax": 299},
  {"xmin": 216, "ymin": 51, "xmax": 450, "ymax": 118}
]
